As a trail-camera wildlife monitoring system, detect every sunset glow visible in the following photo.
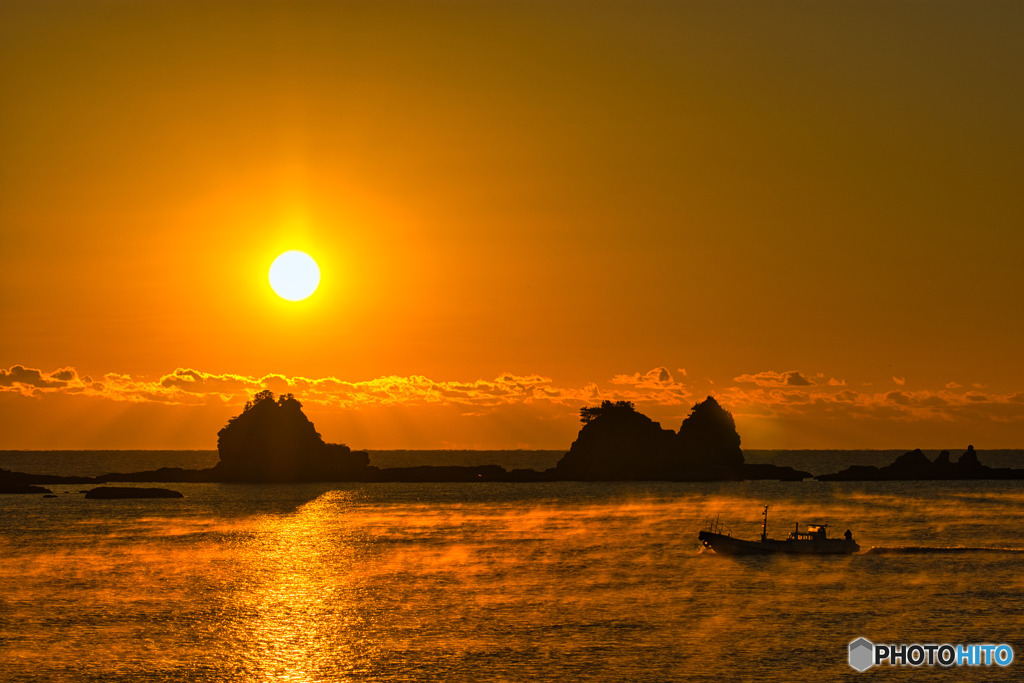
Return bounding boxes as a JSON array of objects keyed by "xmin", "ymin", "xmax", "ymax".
[
  {"xmin": 8, "ymin": 5, "xmax": 1024, "ymax": 683},
  {"xmin": 2, "ymin": 1, "xmax": 1023, "ymax": 450}
]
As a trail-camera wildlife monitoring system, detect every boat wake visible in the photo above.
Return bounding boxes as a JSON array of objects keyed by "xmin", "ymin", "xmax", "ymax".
[{"xmin": 864, "ymin": 546, "xmax": 1024, "ymax": 555}]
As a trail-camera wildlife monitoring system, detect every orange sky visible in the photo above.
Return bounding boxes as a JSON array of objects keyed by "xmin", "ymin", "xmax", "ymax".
[{"xmin": 3, "ymin": 1, "xmax": 1023, "ymax": 450}]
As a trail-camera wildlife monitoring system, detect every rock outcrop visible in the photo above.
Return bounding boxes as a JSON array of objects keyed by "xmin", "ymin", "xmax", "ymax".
[
  {"xmin": 0, "ymin": 467, "xmax": 92, "ymax": 487},
  {"xmin": 552, "ymin": 401, "xmax": 678, "ymax": 480},
  {"xmin": 2, "ymin": 393, "xmax": 810, "ymax": 484},
  {"xmin": 552, "ymin": 397, "xmax": 810, "ymax": 481},
  {"xmin": 212, "ymin": 391, "xmax": 372, "ymax": 482},
  {"xmin": 0, "ymin": 470, "xmax": 53, "ymax": 494},
  {"xmin": 817, "ymin": 446, "xmax": 1024, "ymax": 481},
  {"xmin": 97, "ymin": 467, "xmax": 216, "ymax": 483},
  {"xmin": 676, "ymin": 396, "xmax": 746, "ymax": 480}
]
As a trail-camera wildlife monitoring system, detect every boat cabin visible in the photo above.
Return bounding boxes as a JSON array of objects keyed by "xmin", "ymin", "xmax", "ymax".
[{"xmin": 788, "ymin": 523, "xmax": 830, "ymax": 540}]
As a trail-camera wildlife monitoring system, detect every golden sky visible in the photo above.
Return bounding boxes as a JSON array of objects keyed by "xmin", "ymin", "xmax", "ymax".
[{"xmin": 3, "ymin": 1, "xmax": 1023, "ymax": 450}]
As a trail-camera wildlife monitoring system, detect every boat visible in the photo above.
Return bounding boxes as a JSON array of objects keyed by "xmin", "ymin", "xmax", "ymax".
[{"xmin": 698, "ymin": 505, "xmax": 860, "ymax": 555}]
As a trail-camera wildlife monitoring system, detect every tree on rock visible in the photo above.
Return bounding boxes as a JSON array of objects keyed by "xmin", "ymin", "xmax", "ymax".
[
  {"xmin": 675, "ymin": 396, "xmax": 744, "ymax": 479},
  {"xmin": 579, "ymin": 400, "xmax": 638, "ymax": 424},
  {"xmin": 215, "ymin": 391, "xmax": 370, "ymax": 482}
]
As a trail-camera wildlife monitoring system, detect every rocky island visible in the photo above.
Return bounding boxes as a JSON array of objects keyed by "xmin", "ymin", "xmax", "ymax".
[
  {"xmin": 4, "ymin": 392, "xmax": 809, "ymax": 485},
  {"xmin": 552, "ymin": 397, "xmax": 809, "ymax": 481},
  {"xmin": 0, "ymin": 471, "xmax": 53, "ymax": 494},
  {"xmin": 817, "ymin": 445, "xmax": 1024, "ymax": 481},
  {"xmin": 92, "ymin": 391, "xmax": 375, "ymax": 483},
  {"xmin": 213, "ymin": 390, "xmax": 371, "ymax": 482}
]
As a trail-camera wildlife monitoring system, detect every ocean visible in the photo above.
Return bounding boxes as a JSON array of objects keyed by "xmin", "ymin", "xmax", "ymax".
[
  {"xmin": 2, "ymin": 448, "xmax": 1023, "ymax": 478},
  {"xmin": 2, "ymin": 451, "xmax": 1023, "ymax": 681}
]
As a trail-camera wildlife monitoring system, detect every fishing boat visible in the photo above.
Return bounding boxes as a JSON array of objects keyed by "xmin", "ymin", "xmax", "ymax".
[{"xmin": 698, "ymin": 505, "xmax": 860, "ymax": 555}]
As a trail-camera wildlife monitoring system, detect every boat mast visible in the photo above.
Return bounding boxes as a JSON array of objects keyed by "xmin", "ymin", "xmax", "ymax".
[{"xmin": 761, "ymin": 504, "xmax": 768, "ymax": 542}]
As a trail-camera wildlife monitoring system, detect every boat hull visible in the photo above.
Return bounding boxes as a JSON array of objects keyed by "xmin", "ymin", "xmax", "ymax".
[{"xmin": 699, "ymin": 530, "xmax": 859, "ymax": 555}]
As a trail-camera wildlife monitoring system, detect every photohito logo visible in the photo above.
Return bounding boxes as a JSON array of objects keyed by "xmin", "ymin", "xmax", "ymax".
[{"xmin": 849, "ymin": 638, "xmax": 1013, "ymax": 671}]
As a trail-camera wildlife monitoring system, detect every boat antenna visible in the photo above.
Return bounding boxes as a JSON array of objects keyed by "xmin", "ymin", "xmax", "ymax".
[{"xmin": 761, "ymin": 504, "xmax": 769, "ymax": 542}]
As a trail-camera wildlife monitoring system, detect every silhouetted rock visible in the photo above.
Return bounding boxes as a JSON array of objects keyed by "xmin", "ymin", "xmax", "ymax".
[
  {"xmin": 818, "ymin": 446, "xmax": 1024, "ymax": 481},
  {"xmin": 0, "ymin": 481, "xmax": 53, "ymax": 494},
  {"xmin": 0, "ymin": 393, "xmax": 811, "ymax": 485},
  {"xmin": 0, "ymin": 467, "xmax": 93, "ymax": 487},
  {"xmin": 552, "ymin": 397, "xmax": 809, "ymax": 481},
  {"xmin": 741, "ymin": 463, "xmax": 813, "ymax": 481},
  {"xmin": 84, "ymin": 486, "xmax": 183, "ymax": 499},
  {"xmin": 553, "ymin": 401, "xmax": 678, "ymax": 480},
  {"xmin": 506, "ymin": 468, "xmax": 559, "ymax": 482},
  {"xmin": 98, "ymin": 467, "xmax": 216, "ymax": 483},
  {"xmin": 676, "ymin": 396, "xmax": 745, "ymax": 479},
  {"xmin": 212, "ymin": 391, "xmax": 372, "ymax": 482},
  {"xmin": 958, "ymin": 444, "xmax": 981, "ymax": 471},
  {"xmin": 890, "ymin": 448, "xmax": 932, "ymax": 472}
]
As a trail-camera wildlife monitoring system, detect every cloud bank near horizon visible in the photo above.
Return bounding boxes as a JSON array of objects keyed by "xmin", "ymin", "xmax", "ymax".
[
  {"xmin": 0, "ymin": 364, "xmax": 693, "ymax": 411},
  {"xmin": 3, "ymin": 364, "xmax": 1024, "ymax": 429}
]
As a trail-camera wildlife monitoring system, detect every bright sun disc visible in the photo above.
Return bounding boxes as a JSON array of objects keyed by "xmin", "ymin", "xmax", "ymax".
[{"xmin": 269, "ymin": 250, "xmax": 320, "ymax": 301}]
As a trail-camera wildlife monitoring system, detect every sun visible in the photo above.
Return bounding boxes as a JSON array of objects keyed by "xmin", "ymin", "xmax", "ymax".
[{"xmin": 269, "ymin": 250, "xmax": 321, "ymax": 301}]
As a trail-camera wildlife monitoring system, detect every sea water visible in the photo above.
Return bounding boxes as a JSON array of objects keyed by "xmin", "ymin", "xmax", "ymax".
[
  {"xmin": 2, "ymin": 480, "xmax": 1023, "ymax": 681},
  {"xmin": 2, "ymin": 449, "xmax": 1022, "ymax": 478}
]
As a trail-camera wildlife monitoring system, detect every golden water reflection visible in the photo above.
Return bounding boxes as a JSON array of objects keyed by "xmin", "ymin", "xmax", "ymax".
[
  {"xmin": 236, "ymin": 491, "xmax": 366, "ymax": 681},
  {"xmin": 3, "ymin": 481, "xmax": 1023, "ymax": 681}
]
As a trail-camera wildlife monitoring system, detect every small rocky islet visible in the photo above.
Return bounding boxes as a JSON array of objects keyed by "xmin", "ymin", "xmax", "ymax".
[
  {"xmin": 816, "ymin": 445, "xmax": 1024, "ymax": 481},
  {"xmin": 83, "ymin": 486, "xmax": 185, "ymax": 499}
]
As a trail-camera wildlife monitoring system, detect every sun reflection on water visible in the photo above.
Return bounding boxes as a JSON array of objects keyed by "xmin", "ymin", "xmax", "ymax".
[
  {"xmin": 233, "ymin": 491, "xmax": 366, "ymax": 681},
  {"xmin": 1, "ymin": 481, "xmax": 1023, "ymax": 681}
]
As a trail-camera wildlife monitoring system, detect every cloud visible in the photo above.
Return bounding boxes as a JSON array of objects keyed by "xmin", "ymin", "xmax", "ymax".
[
  {"xmin": 885, "ymin": 390, "xmax": 912, "ymax": 406},
  {"xmin": 51, "ymin": 368, "xmax": 77, "ymax": 382},
  {"xmin": 0, "ymin": 364, "xmax": 691, "ymax": 410},
  {"xmin": 610, "ymin": 367, "xmax": 674, "ymax": 387},
  {"xmin": 893, "ymin": 376, "xmax": 906, "ymax": 386},
  {"xmin": 159, "ymin": 368, "xmax": 252, "ymax": 394},
  {"xmin": 4, "ymin": 364, "xmax": 1024, "ymax": 431},
  {"xmin": 716, "ymin": 383, "xmax": 1024, "ymax": 426},
  {"xmin": 733, "ymin": 370, "xmax": 814, "ymax": 387},
  {"xmin": 0, "ymin": 365, "xmax": 77, "ymax": 394},
  {"xmin": 604, "ymin": 367, "xmax": 692, "ymax": 406}
]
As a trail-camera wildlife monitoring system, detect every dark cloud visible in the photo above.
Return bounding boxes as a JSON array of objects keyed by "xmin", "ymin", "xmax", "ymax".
[
  {"xmin": 784, "ymin": 372, "xmax": 813, "ymax": 386},
  {"xmin": 885, "ymin": 391, "xmax": 912, "ymax": 405},
  {"xmin": 0, "ymin": 365, "xmax": 67, "ymax": 388},
  {"xmin": 609, "ymin": 367, "xmax": 675, "ymax": 386},
  {"xmin": 733, "ymin": 370, "xmax": 814, "ymax": 387},
  {"xmin": 51, "ymin": 368, "xmax": 77, "ymax": 382}
]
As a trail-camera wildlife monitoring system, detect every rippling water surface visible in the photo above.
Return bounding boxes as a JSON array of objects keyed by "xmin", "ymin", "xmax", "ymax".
[{"xmin": 3, "ymin": 481, "xmax": 1023, "ymax": 681}]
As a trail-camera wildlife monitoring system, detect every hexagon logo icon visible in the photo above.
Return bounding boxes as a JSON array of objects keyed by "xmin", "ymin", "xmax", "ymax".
[{"xmin": 849, "ymin": 638, "xmax": 874, "ymax": 672}]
